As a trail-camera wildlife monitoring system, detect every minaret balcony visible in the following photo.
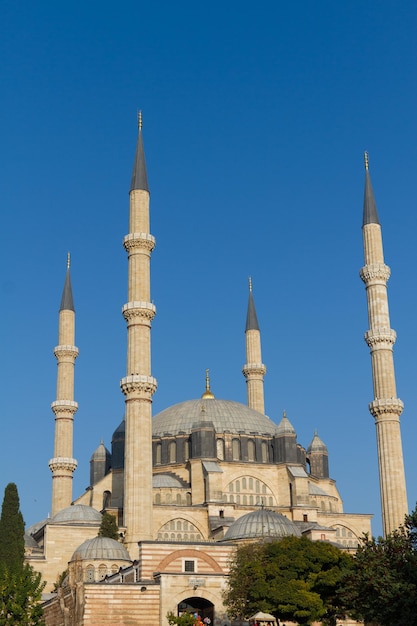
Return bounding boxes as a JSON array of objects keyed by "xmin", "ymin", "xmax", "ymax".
[
  {"xmin": 364, "ymin": 328, "xmax": 396, "ymax": 350},
  {"xmin": 369, "ymin": 398, "xmax": 404, "ymax": 419},
  {"xmin": 122, "ymin": 301, "xmax": 156, "ymax": 324},
  {"xmin": 51, "ymin": 400, "xmax": 78, "ymax": 415},
  {"xmin": 120, "ymin": 374, "xmax": 157, "ymax": 396},
  {"xmin": 359, "ymin": 263, "xmax": 390, "ymax": 285},
  {"xmin": 123, "ymin": 232, "xmax": 156, "ymax": 254},
  {"xmin": 48, "ymin": 457, "xmax": 78, "ymax": 473}
]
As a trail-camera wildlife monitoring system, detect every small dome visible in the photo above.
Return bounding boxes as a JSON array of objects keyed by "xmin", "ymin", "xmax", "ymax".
[
  {"xmin": 90, "ymin": 440, "xmax": 110, "ymax": 462},
  {"xmin": 307, "ymin": 431, "xmax": 328, "ymax": 453},
  {"xmin": 153, "ymin": 473, "xmax": 186, "ymax": 488},
  {"xmin": 51, "ymin": 505, "xmax": 102, "ymax": 525},
  {"xmin": 223, "ymin": 509, "xmax": 301, "ymax": 541},
  {"xmin": 72, "ymin": 536, "xmax": 131, "ymax": 561},
  {"xmin": 276, "ymin": 412, "xmax": 296, "ymax": 435},
  {"xmin": 153, "ymin": 399, "xmax": 277, "ymax": 437}
]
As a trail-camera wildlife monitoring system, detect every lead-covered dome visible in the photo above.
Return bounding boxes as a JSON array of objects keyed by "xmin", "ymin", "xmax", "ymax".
[
  {"xmin": 51, "ymin": 505, "xmax": 102, "ymax": 525},
  {"xmin": 71, "ymin": 536, "xmax": 130, "ymax": 562},
  {"xmin": 223, "ymin": 509, "xmax": 301, "ymax": 541},
  {"xmin": 152, "ymin": 398, "xmax": 277, "ymax": 437}
]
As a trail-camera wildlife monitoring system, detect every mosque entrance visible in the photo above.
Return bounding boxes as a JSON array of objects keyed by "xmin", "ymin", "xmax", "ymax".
[{"xmin": 178, "ymin": 597, "xmax": 214, "ymax": 624}]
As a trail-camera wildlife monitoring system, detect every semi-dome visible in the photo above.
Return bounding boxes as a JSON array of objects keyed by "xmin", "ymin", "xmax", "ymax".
[
  {"xmin": 153, "ymin": 473, "xmax": 187, "ymax": 488},
  {"xmin": 71, "ymin": 536, "xmax": 131, "ymax": 562},
  {"xmin": 51, "ymin": 504, "xmax": 102, "ymax": 525},
  {"xmin": 152, "ymin": 398, "xmax": 277, "ymax": 437},
  {"xmin": 223, "ymin": 509, "xmax": 301, "ymax": 541}
]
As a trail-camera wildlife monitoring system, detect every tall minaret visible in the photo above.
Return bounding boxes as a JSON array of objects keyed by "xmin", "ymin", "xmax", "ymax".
[
  {"xmin": 242, "ymin": 278, "xmax": 266, "ymax": 414},
  {"xmin": 360, "ymin": 152, "xmax": 408, "ymax": 536},
  {"xmin": 120, "ymin": 113, "xmax": 157, "ymax": 552},
  {"xmin": 49, "ymin": 254, "xmax": 78, "ymax": 516}
]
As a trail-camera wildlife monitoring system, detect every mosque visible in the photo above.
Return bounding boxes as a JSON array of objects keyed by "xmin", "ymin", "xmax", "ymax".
[{"xmin": 24, "ymin": 118, "xmax": 408, "ymax": 626}]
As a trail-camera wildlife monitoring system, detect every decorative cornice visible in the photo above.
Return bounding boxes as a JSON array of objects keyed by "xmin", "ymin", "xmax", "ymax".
[
  {"xmin": 53, "ymin": 345, "xmax": 79, "ymax": 360},
  {"xmin": 242, "ymin": 363, "xmax": 267, "ymax": 377},
  {"xmin": 122, "ymin": 301, "xmax": 156, "ymax": 323},
  {"xmin": 364, "ymin": 328, "xmax": 396, "ymax": 350},
  {"xmin": 49, "ymin": 457, "xmax": 78, "ymax": 473},
  {"xmin": 369, "ymin": 398, "xmax": 404, "ymax": 418},
  {"xmin": 51, "ymin": 400, "xmax": 78, "ymax": 415},
  {"xmin": 120, "ymin": 374, "xmax": 157, "ymax": 396},
  {"xmin": 123, "ymin": 233, "xmax": 156, "ymax": 254},
  {"xmin": 359, "ymin": 263, "xmax": 391, "ymax": 284}
]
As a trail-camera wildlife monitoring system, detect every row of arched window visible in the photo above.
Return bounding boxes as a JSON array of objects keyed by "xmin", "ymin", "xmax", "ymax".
[
  {"xmin": 85, "ymin": 563, "xmax": 119, "ymax": 582},
  {"xmin": 154, "ymin": 491, "xmax": 192, "ymax": 505},
  {"xmin": 154, "ymin": 437, "xmax": 270, "ymax": 464}
]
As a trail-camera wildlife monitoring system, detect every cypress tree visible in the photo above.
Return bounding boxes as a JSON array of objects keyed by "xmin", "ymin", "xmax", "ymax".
[
  {"xmin": 98, "ymin": 511, "xmax": 119, "ymax": 540},
  {"xmin": 0, "ymin": 483, "xmax": 25, "ymax": 570}
]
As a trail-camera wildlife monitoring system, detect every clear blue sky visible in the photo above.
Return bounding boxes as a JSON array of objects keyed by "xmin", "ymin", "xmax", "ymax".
[{"xmin": 1, "ymin": 1, "xmax": 416, "ymax": 538}]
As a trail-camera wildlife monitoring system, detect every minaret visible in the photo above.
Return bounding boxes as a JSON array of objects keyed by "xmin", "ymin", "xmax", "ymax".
[
  {"xmin": 360, "ymin": 152, "xmax": 408, "ymax": 535},
  {"xmin": 242, "ymin": 277, "xmax": 266, "ymax": 414},
  {"xmin": 120, "ymin": 113, "xmax": 157, "ymax": 552},
  {"xmin": 49, "ymin": 254, "xmax": 78, "ymax": 516}
]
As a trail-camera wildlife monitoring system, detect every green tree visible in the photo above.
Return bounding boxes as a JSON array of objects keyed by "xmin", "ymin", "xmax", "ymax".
[
  {"xmin": 224, "ymin": 536, "xmax": 353, "ymax": 626},
  {"xmin": 0, "ymin": 483, "xmax": 25, "ymax": 570},
  {"xmin": 0, "ymin": 563, "xmax": 45, "ymax": 626},
  {"xmin": 98, "ymin": 511, "xmax": 119, "ymax": 540},
  {"xmin": 167, "ymin": 611, "xmax": 196, "ymax": 626},
  {"xmin": 0, "ymin": 484, "xmax": 45, "ymax": 625},
  {"xmin": 341, "ymin": 508, "xmax": 417, "ymax": 626}
]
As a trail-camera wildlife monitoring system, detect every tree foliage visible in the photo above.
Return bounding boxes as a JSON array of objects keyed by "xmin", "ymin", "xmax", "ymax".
[
  {"xmin": 167, "ymin": 611, "xmax": 197, "ymax": 626},
  {"xmin": 0, "ymin": 483, "xmax": 24, "ymax": 570},
  {"xmin": 0, "ymin": 563, "xmax": 45, "ymax": 625},
  {"xmin": 224, "ymin": 536, "xmax": 353, "ymax": 626},
  {"xmin": 98, "ymin": 511, "xmax": 119, "ymax": 540},
  {"xmin": 341, "ymin": 507, "xmax": 417, "ymax": 626}
]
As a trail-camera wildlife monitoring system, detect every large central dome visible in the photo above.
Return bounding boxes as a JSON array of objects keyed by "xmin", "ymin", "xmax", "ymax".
[{"xmin": 152, "ymin": 398, "xmax": 277, "ymax": 437}]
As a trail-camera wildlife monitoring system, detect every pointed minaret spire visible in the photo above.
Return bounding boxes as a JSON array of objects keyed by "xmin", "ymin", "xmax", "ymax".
[
  {"xmin": 362, "ymin": 151, "xmax": 380, "ymax": 226},
  {"xmin": 359, "ymin": 153, "xmax": 408, "ymax": 535},
  {"xmin": 49, "ymin": 256, "xmax": 78, "ymax": 515},
  {"xmin": 130, "ymin": 110, "xmax": 149, "ymax": 192},
  {"xmin": 59, "ymin": 252, "xmax": 75, "ymax": 312},
  {"xmin": 121, "ymin": 114, "xmax": 157, "ymax": 553},
  {"xmin": 242, "ymin": 278, "xmax": 266, "ymax": 414}
]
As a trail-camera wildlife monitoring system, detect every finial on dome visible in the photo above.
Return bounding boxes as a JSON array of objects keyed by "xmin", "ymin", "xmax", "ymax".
[
  {"xmin": 138, "ymin": 110, "xmax": 143, "ymax": 130},
  {"xmin": 364, "ymin": 151, "xmax": 369, "ymax": 171},
  {"xmin": 67, "ymin": 251, "xmax": 71, "ymax": 269},
  {"xmin": 248, "ymin": 276, "xmax": 252, "ymax": 292},
  {"xmin": 201, "ymin": 368, "xmax": 215, "ymax": 399}
]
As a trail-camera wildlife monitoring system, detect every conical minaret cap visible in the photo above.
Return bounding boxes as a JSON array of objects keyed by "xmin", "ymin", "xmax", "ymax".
[
  {"xmin": 130, "ymin": 111, "xmax": 149, "ymax": 192},
  {"xmin": 245, "ymin": 277, "xmax": 260, "ymax": 331},
  {"xmin": 60, "ymin": 254, "xmax": 75, "ymax": 312},
  {"xmin": 362, "ymin": 151, "xmax": 380, "ymax": 226}
]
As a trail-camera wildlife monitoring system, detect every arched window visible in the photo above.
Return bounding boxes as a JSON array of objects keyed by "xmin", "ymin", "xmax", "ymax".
[
  {"xmin": 248, "ymin": 440, "xmax": 255, "ymax": 461},
  {"xmin": 176, "ymin": 493, "xmax": 182, "ymax": 505},
  {"xmin": 232, "ymin": 439, "xmax": 240, "ymax": 461},
  {"xmin": 155, "ymin": 493, "xmax": 161, "ymax": 504},
  {"xmin": 184, "ymin": 440, "xmax": 190, "ymax": 461},
  {"xmin": 98, "ymin": 564, "xmax": 107, "ymax": 580},
  {"xmin": 103, "ymin": 490, "xmax": 111, "ymax": 509},
  {"xmin": 216, "ymin": 439, "xmax": 225, "ymax": 460},
  {"xmin": 156, "ymin": 443, "xmax": 162, "ymax": 465},
  {"xmin": 85, "ymin": 565, "xmax": 95, "ymax": 582},
  {"xmin": 261, "ymin": 441, "xmax": 268, "ymax": 462},
  {"xmin": 186, "ymin": 492, "xmax": 192, "ymax": 505},
  {"xmin": 169, "ymin": 441, "xmax": 176, "ymax": 463}
]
